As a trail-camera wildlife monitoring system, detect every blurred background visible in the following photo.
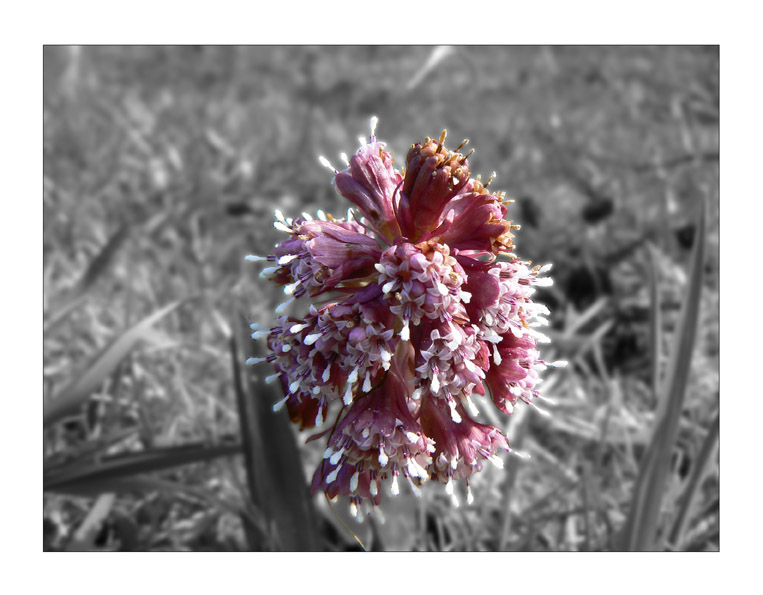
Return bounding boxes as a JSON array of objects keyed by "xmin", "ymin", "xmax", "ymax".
[{"xmin": 43, "ymin": 46, "xmax": 719, "ymax": 551}]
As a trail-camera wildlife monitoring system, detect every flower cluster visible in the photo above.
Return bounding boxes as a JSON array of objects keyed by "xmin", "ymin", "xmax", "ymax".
[{"xmin": 246, "ymin": 118, "xmax": 562, "ymax": 519}]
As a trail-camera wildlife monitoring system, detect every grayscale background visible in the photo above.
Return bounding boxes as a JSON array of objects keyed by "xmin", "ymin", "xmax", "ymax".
[{"xmin": 43, "ymin": 46, "xmax": 719, "ymax": 551}]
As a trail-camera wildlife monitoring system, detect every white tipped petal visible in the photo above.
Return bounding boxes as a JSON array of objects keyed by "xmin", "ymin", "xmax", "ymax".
[
  {"xmin": 244, "ymin": 255, "xmax": 267, "ymax": 262},
  {"xmin": 265, "ymin": 373, "xmax": 281, "ymax": 384},
  {"xmin": 245, "ymin": 357, "xmax": 266, "ymax": 366},
  {"xmin": 273, "ymin": 395, "xmax": 289, "ymax": 412}
]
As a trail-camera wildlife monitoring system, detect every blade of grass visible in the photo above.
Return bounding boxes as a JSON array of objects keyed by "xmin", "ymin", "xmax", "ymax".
[
  {"xmin": 44, "ymin": 441, "xmax": 241, "ymax": 491},
  {"xmin": 65, "ymin": 493, "xmax": 116, "ymax": 551},
  {"xmin": 621, "ymin": 199, "xmax": 706, "ymax": 551},
  {"xmin": 44, "ymin": 300, "xmax": 182, "ymax": 428},
  {"xmin": 668, "ymin": 407, "xmax": 719, "ymax": 549},
  {"xmin": 231, "ymin": 316, "xmax": 320, "ymax": 551},
  {"xmin": 45, "ymin": 224, "xmax": 130, "ymax": 333},
  {"xmin": 647, "ymin": 244, "xmax": 663, "ymax": 410}
]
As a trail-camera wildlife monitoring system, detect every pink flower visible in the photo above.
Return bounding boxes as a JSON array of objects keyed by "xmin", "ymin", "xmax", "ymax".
[{"xmin": 246, "ymin": 119, "xmax": 562, "ymax": 520}]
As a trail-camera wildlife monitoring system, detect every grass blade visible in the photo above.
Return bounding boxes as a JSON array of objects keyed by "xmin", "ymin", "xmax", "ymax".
[
  {"xmin": 621, "ymin": 199, "xmax": 706, "ymax": 550},
  {"xmin": 668, "ymin": 407, "xmax": 719, "ymax": 549},
  {"xmin": 647, "ymin": 244, "xmax": 663, "ymax": 408},
  {"xmin": 66, "ymin": 493, "xmax": 116, "ymax": 551},
  {"xmin": 230, "ymin": 315, "xmax": 321, "ymax": 551},
  {"xmin": 44, "ymin": 300, "xmax": 181, "ymax": 427},
  {"xmin": 44, "ymin": 441, "xmax": 241, "ymax": 492},
  {"xmin": 45, "ymin": 225, "xmax": 130, "ymax": 333}
]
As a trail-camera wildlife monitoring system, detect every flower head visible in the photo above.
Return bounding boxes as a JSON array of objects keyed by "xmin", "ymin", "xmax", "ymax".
[{"xmin": 246, "ymin": 119, "xmax": 561, "ymax": 520}]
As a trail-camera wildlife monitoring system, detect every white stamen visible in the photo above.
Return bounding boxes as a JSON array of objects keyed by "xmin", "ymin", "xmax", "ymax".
[
  {"xmin": 449, "ymin": 400, "xmax": 462, "ymax": 423},
  {"xmin": 281, "ymin": 344, "xmax": 291, "ymax": 352},
  {"xmin": 369, "ymin": 115, "xmax": 379, "ymax": 137},
  {"xmin": 272, "ymin": 395, "xmax": 289, "ymax": 412},
  {"xmin": 370, "ymin": 481, "xmax": 379, "ymax": 496},
  {"xmin": 382, "ymin": 281, "xmax": 396, "ymax": 294},
  {"xmin": 539, "ymin": 263, "xmax": 553, "ymax": 274},
  {"xmin": 311, "ymin": 386, "xmax": 320, "ymax": 395},
  {"xmin": 358, "ymin": 136, "xmax": 366, "ymax": 146},
  {"xmin": 340, "ymin": 152, "xmax": 350, "ymax": 166},
  {"xmin": 251, "ymin": 329, "xmax": 270, "ymax": 340},
  {"xmin": 326, "ymin": 466, "xmax": 341, "ymax": 484},
  {"xmin": 531, "ymin": 401, "xmax": 551, "ymax": 417},
  {"xmin": 407, "ymin": 476, "xmax": 422, "ymax": 497},
  {"xmin": 330, "ymin": 447, "xmax": 345, "ymax": 465},
  {"xmin": 379, "ymin": 450, "xmax": 389, "ymax": 467},
  {"xmin": 538, "ymin": 394, "xmax": 557, "ymax": 406},
  {"xmin": 465, "ymin": 394, "xmax": 480, "ymax": 416},
  {"xmin": 275, "ymin": 297, "xmax": 295, "ymax": 314},
  {"xmin": 405, "ymin": 431, "xmax": 419, "ymax": 443},
  {"xmin": 323, "ymin": 447, "xmax": 333, "ymax": 459},
  {"xmin": 265, "ymin": 373, "xmax": 281, "ymax": 384},
  {"xmin": 489, "ymin": 454, "xmax": 505, "ymax": 469},
  {"xmin": 400, "ymin": 320, "xmax": 410, "ymax": 341},
  {"xmin": 511, "ymin": 449, "xmax": 531, "ymax": 460},
  {"xmin": 245, "ymin": 357, "xmax": 265, "ymax": 366},
  {"xmin": 317, "ymin": 209, "xmax": 327, "ymax": 221},
  {"xmin": 244, "ymin": 255, "xmax": 267, "ymax": 262},
  {"xmin": 374, "ymin": 263, "xmax": 386, "ymax": 274},
  {"xmin": 466, "ymin": 485, "xmax": 474, "ymax": 505},
  {"xmin": 259, "ymin": 266, "xmax": 280, "ymax": 279},
  {"xmin": 289, "ymin": 379, "xmax": 301, "ymax": 394},
  {"xmin": 430, "ymin": 374, "xmax": 440, "ymax": 394},
  {"xmin": 411, "ymin": 387, "xmax": 422, "ymax": 401},
  {"xmin": 533, "ymin": 277, "xmax": 554, "ymax": 287},
  {"xmin": 349, "ymin": 501, "xmax": 358, "ymax": 518},
  {"xmin": 274, "ymin": 209, "xmax": 287, "ymax": 224},
  {"xmin": 303, "ymin": 333, "xmax": 321, "ymax": 345},
  {"xmin": 283, "ymin": 282, "xmax": 300, "ymax": 295},
  {"xmin": 277, "ymin": 254, "xmax": 298, "ymax": 265},
  {"xmin": 445, "ymin": 479, "xmax": 454, "ymax": 495},
  {"xmin": 550, "ymin": 360, "xmax": 568, "ymax": 368},
  {"xmin": 289, "ymin": 323, "xmax": 308, "ymax": 334},
  {"xmin": 362, "ymin": 372, "xmax": 372, "ymax": 392},
  {"xmin": 318, "ymin": 155, "xmax": 336, "ymax": 172},
  {"xmin": 315, "ymin": 408, "xmax": 324, "ymax": 427},
  {"xmin": 493, "ymin": 344, "xmax": 503, "ymax": 366},
  {"xmin": 391, "ymin": 474, "xmax": 400, "ymax": 496},
  {"xmin": 322, "ymin": 364, "xmax": 331, "ymax": 383},
  {"xmin": 343, "ymin": 384, "xmax": 353, "ymax": 405},
  {"xmin": 350, "ymin": 470, "xmax": 359, "ymax": 492},
  {"xmin": 273, "ymin": 221, "xmax": 292, "ymax": 233},
  {"xmin": 347, "ymin": 367, "xmax": 359, "ymax": 385},
  {"xmin": 301, "ymin": 211, "xmax": 313, "ymax": 221}
]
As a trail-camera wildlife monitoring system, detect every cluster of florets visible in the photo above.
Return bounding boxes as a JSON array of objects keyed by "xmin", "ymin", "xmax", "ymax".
[{"xmin": 246, "ymin": 118, "xmax": 562, "ymax": 520}]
